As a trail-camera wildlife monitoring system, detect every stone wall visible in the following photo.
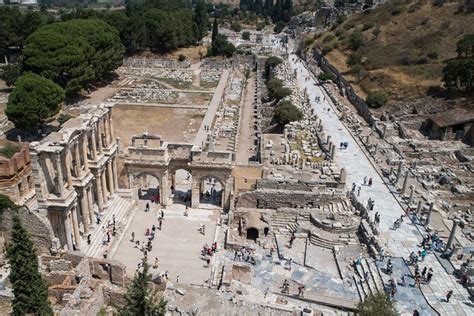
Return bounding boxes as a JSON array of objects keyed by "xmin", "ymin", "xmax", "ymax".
[
  {"xmin": 0, "ymin": 144, "xmax": 34, "ymax": 203},
  {"xmin": 255, "ymin": 178, "xmax": 340, "ymax": 191},
  {"xmin": 0, "ymin": 207, "xmax": 53, "ymax": 254},
  {"xmin": 308, "ymin": 49, "xmax": 377, "ymax": 128},
  {"xmin": 236, "ymin": 189, "xmax": 343, "ymax": 209}
]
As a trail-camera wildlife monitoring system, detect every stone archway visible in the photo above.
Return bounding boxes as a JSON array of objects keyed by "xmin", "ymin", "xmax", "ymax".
[
  {"xmin": 198, "ymin": 175, "xmax": 224, "ymax": 208},
  {"xmin": 131, "ymin": 172, "xmax": 162, "ymax": 204},
  {"xmin": 170, "ymin": 168, "xmax": 192, "ymax": 206}
]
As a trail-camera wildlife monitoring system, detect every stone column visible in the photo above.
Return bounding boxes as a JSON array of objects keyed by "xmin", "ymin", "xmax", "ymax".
[
  {"xmin": 80, "ymin": 192, "xmax": 90, "ymax": 233},
  {"xmin": 191, "ymin": 176, "xmax": 200, "ymax": 208},
  {"xmin": 87, "ymin": 187, "xmax": 95, "ymax": 223},
  {"xmin": 97, "ymin": 121, "xmax": 103, "ymax": 155},
  {"xmin": 91, "ymin": 130, "xmax": 98, "ymax": 160},
  {"xmin": 326, "ymin": 135, "xmax": 331, "ymax": 145},
  {"xmin": 108, "ymin": 112, "xmax": 114, "ymax": 140},
  {"xmin": 95, "ymin": 175, "xmax": 104, "ymax": 211},
  {"xmin": 64, "ymin": 214, "xmax": 74, "ymax": 250},
  {"xmin": 416, "ymin": 200, "xmax": 422, "ymax": 214},
  {"xmin": 65, "ymin": 151, "xmax": 73, "ymax": 189},
  {"xmin": 101, "ymin": 170, "xmax": 108, "ymax": 201},
  {"xmin": 373, "ymin": 144, "xmax": 378, "ymax": 156},
  {"xmin": 112, "ymin": 157, "xmax": 118, "ymax": 191},
  {"xmin": 102, "ymin": 118, "xmax": 109, "ymax": 147},
  {"xmin": 107, "ymin": 161, "xmax": 114, "ymax": 195},
  {"xmin": 75, "ymin": 143, "xmax": 82, "ymax": 177},
  {"xmin": 408, "ymin": 185, "xmax": 414, "ymax": 206},
  {"xmin": 445, "ymin": 220, "xmax": 459, "ymax": 251},
  {"xmin": 402, "ymin": 171, "xmax": 409, "ymax": 195},
  {"xmin": 71, "ymin": 206, "xmax": 81, "ymax": 249},
  {"xmin": 160, "ymin": 172, "xmax": 169, "ymax": 206},
  {"xmin": 81, "ymin": 136, "xmax": 89, "ymax": 172},
  {"xmin": 54, "ymin": 154, "xmax": 65, "ymax": 196},
  {"xmin": 425, "ymin": 202, "xmax": 434, "ymax": 226},
  {"xmin": 340, "ymin": 168, "xmax": 347, "ymax": 184},
  {"xmin": 395, "ymin": 161, "xmax": 403, "ymax": 184}
]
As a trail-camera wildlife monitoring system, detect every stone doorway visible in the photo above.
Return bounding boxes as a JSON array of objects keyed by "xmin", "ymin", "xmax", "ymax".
[
  {"xmin": 246, "ymin": 228, "xmax": 259, "ymax": 241},
  {"xmin": 199, "ymin": 176, "xmax": 223, "ymax": 207},
  {"xmin": 171, "ymin": 169, "xmax": 192, "ymax": 206},
  {"xmin": 136, "ymin": 173, "xmax": 161, "ymax": 204}
]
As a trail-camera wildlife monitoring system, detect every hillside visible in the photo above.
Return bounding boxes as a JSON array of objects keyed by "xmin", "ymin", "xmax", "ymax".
[{"xmin": 312, "ymin": 0, "xmax": 474, "ymax": 103}]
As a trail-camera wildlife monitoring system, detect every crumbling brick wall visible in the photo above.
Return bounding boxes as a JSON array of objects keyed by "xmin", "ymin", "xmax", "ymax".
[{"xmin": 0, "ymin": 208, "xmax": 53, "ymax": 254}]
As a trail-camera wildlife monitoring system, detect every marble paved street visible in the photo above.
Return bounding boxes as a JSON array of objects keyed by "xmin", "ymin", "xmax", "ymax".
[
  {"xmin": 112, "ymin": 201, "xmax": 218, "ymax": 285},
  {"xmin": 284, "ymin": 44, "xmax": 473, "ymax": 315}
]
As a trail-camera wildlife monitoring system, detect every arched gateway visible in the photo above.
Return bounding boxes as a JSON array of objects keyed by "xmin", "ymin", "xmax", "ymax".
[{"xmin": 124, "ymin": 134, "xmax": 233, "ymax": 210}]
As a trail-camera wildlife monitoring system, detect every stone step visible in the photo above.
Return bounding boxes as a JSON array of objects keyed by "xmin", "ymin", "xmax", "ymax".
[
  {"xmin": 361, "ymin": 259, "xmax": 377, "ymax": 295},
  {"xmin": 352, "ymin": 275, "xmax": 366, "ymax": 301},
  {"xmin": 368, "ymin": 259, "xmax": 384, "ymax": 292},
  {"xmin": 80, "ymin": 196, "xmax": 134, "ymax": 258}
]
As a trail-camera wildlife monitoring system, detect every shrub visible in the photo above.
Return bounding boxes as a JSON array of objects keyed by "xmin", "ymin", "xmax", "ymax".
[
  {"xmin": 427, "ymin": 51, "xmax": 438, "ymax": 59},
  {"xmin": 178, "ymin": 54, "xmax": 186, "ymax": 62},
  {"xmin": 390, "ymin": 7, "xmax": 404, "ymax": 15},
  {"xmin": 362, "ymin": 22, "xmax": 375, "ymax": 31},
  {"xmin": 343, "ymin": 22, "xmax": 355, "ymax": 30},
  {"xmin": 433, "ymin": 0, "xmax": 445, "ymax": 7},
  {"xmin": 346, "ymin": 52, "xmax": 363, "ymax": 67},
  {"xmin": 274, "ymin": 22, "xmax": 285, "ymax": 34},
  {"xmin": 366, "ymin": 91, "xmax": 389, "ymax": 108},
  {"xmin": 242, "ymin": 31, "xmax": 250, "ymax": 41},
  {"xmin": 349, "ymin": 30, "xmax": 364, "ymax": 50},
  {"xmin": 231, "ymin": 21, "xmax": 241, "ymax": 32},
  {"xmin": 335, "ymin": 29, "xmax": 345, "ymax": 37},
  {"xmin": 58, "ymin": 113, "xmax": 73, "ymax": 125},
  {"xmin": 304, "ymin": 37, "xmax": 315, "ymax": 47},
  {"xmin": 256, "ymin": 22, "xmax": 265, "ymax": 31},
  {"xmin": 323, "ymin": 34, "xmax": 336, "ymax": 43},
  {"xmin": 318, "ymin": 72, "xmax": 335, "ymax": 82},
  {"xmin": 322, "ymin": 44, "xmax": 334, "ymax": 55},
  {"xmin": 372, "ymin": 27, "xmax": 381, "ymax": 37},
  {"xmin": 264, "ymin": 56, "xmax": 283, "ymax": 79}
]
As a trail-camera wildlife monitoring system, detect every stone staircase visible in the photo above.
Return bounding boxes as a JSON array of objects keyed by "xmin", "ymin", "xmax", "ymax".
[
  {"xmin": 309, "ymin": 232, "xmax": 358, "ymax": 249},
  {"xmin": 270, "ymin": 212, "xmax": 310, "ymax": 236},
  {"xmin": 80, "ymin": 195, "xmax": 135, "ymax": 258},
  {"xmin": 352, "ymin": 258, "xmax": 385, "ymax": 301}
]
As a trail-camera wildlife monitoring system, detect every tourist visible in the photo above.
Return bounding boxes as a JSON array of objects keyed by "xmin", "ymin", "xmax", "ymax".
[
  {"xmin": 113, "ymin": 214, "xmax": 116, "ymax": 226},
  {"xmin": 176, "ymin": 274, "xmax": 180, "ymax": 283},
  {"xmin": 352, "ymin": 183, "xmax": 356, "ymax": 192},
  {"xmin": 153, "ymin": 257, "xmax": 159, "ymax": 269},
  {"xmin": 297, "ymin": 285, "xmax": 305, "ymax": 297},
  {"xmin": 386, "ymin": 259, "xmax": 393, "ymax": 275},
  {"xmin": 87, "ymin": 234, "xmax": 91, "ymax": 245},
  {"xmin": 289, "ymin": 234, "xmax": 295, "ymax": 248},
  {"xmin": 422, "ymin": 266, "xmax": 427, "ymax": 278},
  {"xmin": 379, "ymin": 248, "xmax": 385, "ymax": 262},
  {"xmin": 152, "ymin": 224, "xmax": 156, "ymax": 232},
  {"xmin": 415, "ymin": 275, "xmax": 421, "ymax": 287},
  {"xmin": 160, "ymin": 210, "xmax": 164, "ymax": 219},
  {"xmin": 103, "ymin": 250, "xmax": 108, "ymax": 259},
  {"xmin": 357, "ymin": 186, "xmax": 361, "ymax": 196},
  {"xmin": 146, "ymin": 228, "xmax": 150, "ymax": 236},
  {"xmin": 234, "ymin": 250, "xmax": 238, "ymax": 261},
  {"xmin": 96, "ymin": 214, "xmax": 101, "ymax": 225},
  {"xmin": 131, "ymin": 232, "xmax": 135, "ymax": 242},
  {"xmin": 145, "ymin": 202, "xmax": 149, "ymax": 212},
  {"xmin": 363, "ymin": 176, "xmax": 368, "ymax": 185},
  {"xmin": 159, "ymin": 219, "xmax": 162, "ymax": 230},
  {"xmin": 446, "ymin": 290, "xmax": 453, "ymax": 302},
  {"xmin": 368, "ymin": 178, "xmax": 373, "ymax": 186},
  {"xmin": 107, "ymin": 232, "xmax": 111, "ymax": 243},
  {"xmin": 426, "ymin": 268, "xmax": 433, "ymax": 283},
  {"xmin": 413, "ymin": 310, "xmax": 420, "ymax": 316},
  {"xmin": 401, "ymin": 274, "xmax": 406, "ymax": 286},
  {"xmin": 165, "ymin": 271, "xmax": 169, "ymax": 280},
  {"xmin": 421, "ymin": 249, "xmax": 427, "ymax": 261}
]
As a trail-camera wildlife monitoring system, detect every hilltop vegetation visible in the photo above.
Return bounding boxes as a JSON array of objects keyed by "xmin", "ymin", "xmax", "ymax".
[{"xmin": 312, "ymin": 0, "xmax": 474, "ymax": 102}]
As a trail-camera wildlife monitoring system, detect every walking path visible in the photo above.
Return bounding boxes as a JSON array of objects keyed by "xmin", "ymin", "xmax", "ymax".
[
  {"xmin": 284, "ymin": 45, "xmax": 472, "ymax": 315},
  {"xmin": 194, "ymin": 69, "xmax": 230, "ymax": 149}
]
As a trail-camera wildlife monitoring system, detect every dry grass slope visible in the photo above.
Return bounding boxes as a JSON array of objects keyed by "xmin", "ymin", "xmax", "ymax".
[{"xmin": 314, "ymin": 0, "xmax": 474, "ymax": 101}]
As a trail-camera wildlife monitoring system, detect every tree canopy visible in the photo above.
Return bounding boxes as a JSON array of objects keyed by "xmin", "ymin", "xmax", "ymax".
[
  {"xmin": 23, "ymin": 19, "xmax": 125, "ymax": 95},
  {"xmin": 274, "ymin": 100, "xmax": 303, "ymax": 126},
  {"xmin": 6, "ymin": 211, "xmax": 52, "ymax": 315},
  {"xmin": 357, "ymin": 292, "xmax": 397, "ymax": 316},
  {"xmin": 122, "ymin": 260, "xmax": 166, "ymax": 316},
  {"xmin": 5, "ymin": 73, "xmax": 64, "ymax": 131},
  {"xmin": 443, "ymin": 34, "xmax": 474, "ymax": 91},
  {"xmin": 366, "ymin": 90, "xmax": 389, "ymax": 108}
]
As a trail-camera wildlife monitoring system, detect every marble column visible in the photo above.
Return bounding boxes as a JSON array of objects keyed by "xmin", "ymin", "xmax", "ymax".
[
  {"xmin": 103, "ymin": 118, "xmax": 109, "ymax": 147},
  {"xmin": 95, "ymin": 175, "xmax": 104, "ymax": 210},
  {"xmin": 80, "ymin": 192, "xmax": 90, "ymax": 233},
  {"xmin": 425, "ymin": 202, "xmax": 434, "ymax": 226},
  {"xmin": 71, "ymin": 207, "xmax": 81, "ymax": 249},
  {"xmin": 112, "ymin": 158, "xmax": 118, "ymax": 191},
  {"xmin": 54, "ymin": 154, "xmax": 65, "ymax": 196},
  {"xmin": 445, "ymin": 220, "xmax": 459, "ymax": 251},
  {"xmin": 402, "ymin": 171, "xmax": 409, "ymax": 195},
  {"xmin": 87, "ymin": 186, "xmax": 95, "ymax": 222},
  {"xmin": 108, "ymin": 112, "xmax": 114, "ymax": 140},
  {"xmin": 97, "ymin": 122, "xmax": 103, "ymax": 155},
  {"xmin": 408, "ymin": 185, "xmax": 414, "ymax": 206},
  {"xmin": 101, "ymin": 170, "xmax": 108, "ymax": 201},
  {"xmin": 416, "ymin": 200, "xmax": 422, "ymax": 214},
  {"xmin": 91, "ymin": 130, "xmax": 98, "ymax": 160},
  {"xmin": 64, "ymin": 214, "xmax": 74, "ymax": 250},
  {"xmin": 107, "ymin": 161, "xmax": 114, "ymax": 195},
  {"xmin": 395, "ymin": 161, "xmax": 403, "ymax": 184},
  {"xmin": 81, "ymin": 136, "xmax": 89, "ymax": 172},
  {"xmin": 75, "ymin": 143, "xmax": 82, "ymax": 177},
  {"xmin": 65, "ymin": 151, "xmax": 73, "ymax": 189}
]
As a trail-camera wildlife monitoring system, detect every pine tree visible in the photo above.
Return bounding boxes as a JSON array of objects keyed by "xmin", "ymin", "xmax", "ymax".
[
  {"xmin": 6, "ymin": 212, "xmax": 52, "ymax": 316},
  {"xmin": 212, "ymin": 18, "xmax": 218, "ymax": 42},
  {"xmin": 194, "ymin": 0, "xmax": 208, "ymax": 41},
  {"xmin": 121, "ymin": 260, "xmax": 166, "ymax": 316}
]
